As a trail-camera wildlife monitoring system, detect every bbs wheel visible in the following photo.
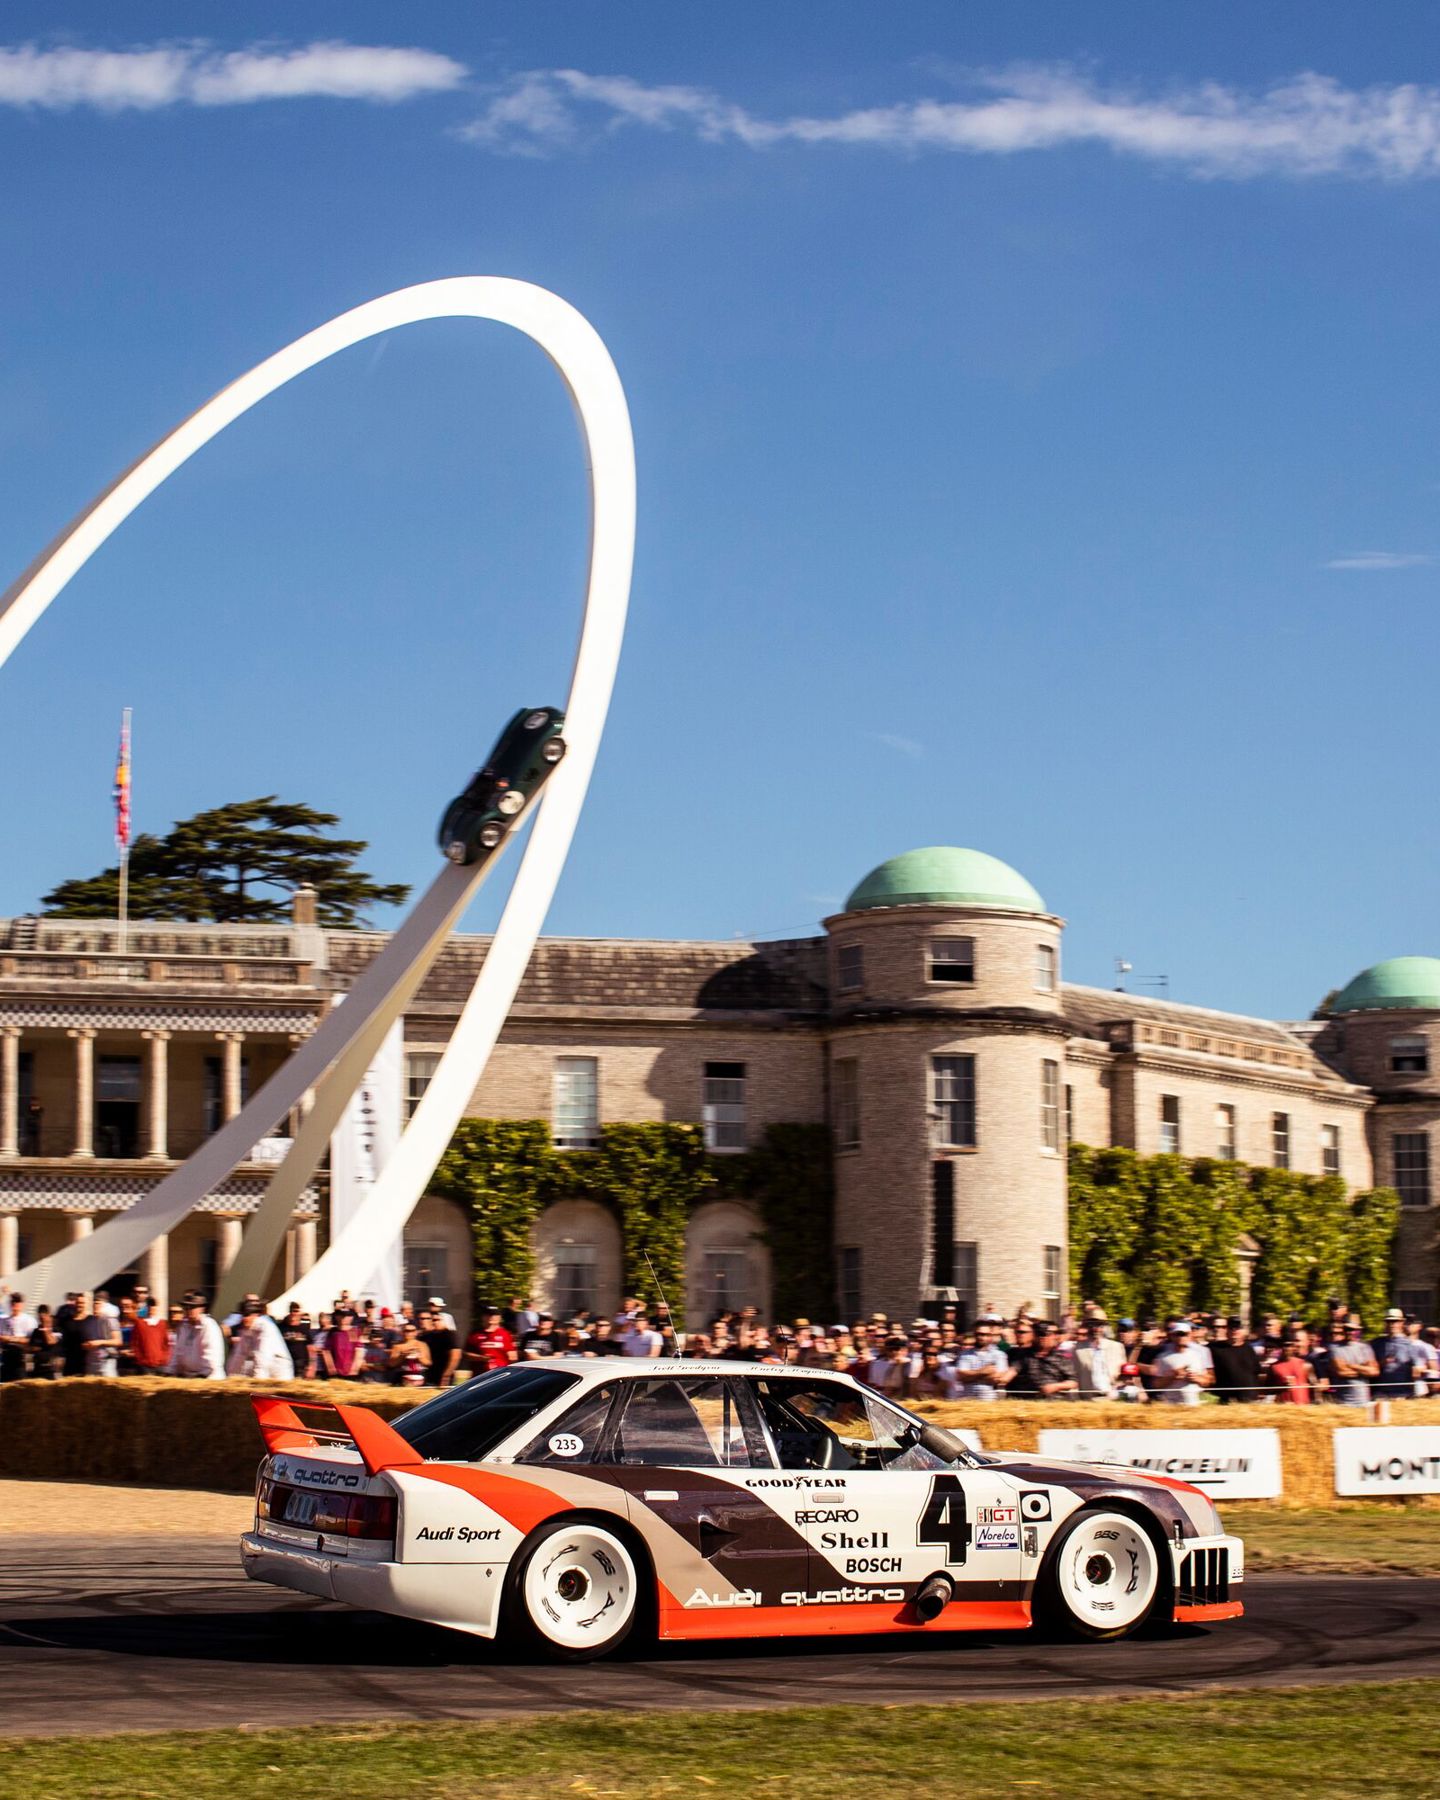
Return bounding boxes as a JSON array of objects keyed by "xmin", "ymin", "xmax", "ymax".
[
  {"xmin": 1040, "ymin": 1508, "xmax": 1162, "ymax": 1641},
  {"xmin": 507, "ymin": 1518, "xmax": 640, "ymax": 1661}
]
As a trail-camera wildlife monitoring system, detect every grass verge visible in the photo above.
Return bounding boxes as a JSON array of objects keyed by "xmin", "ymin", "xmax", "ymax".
[
  {"xmin": 2, "ymin": 1683, "xmax": 1438, "ymax": 1799},
  {"xmin": 1226, "ymin": 1502, "xmax": 1440, "ymax": 1575}
]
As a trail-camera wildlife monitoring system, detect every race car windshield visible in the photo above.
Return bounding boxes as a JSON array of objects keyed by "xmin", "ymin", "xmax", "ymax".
[{"xmin": 391, "ymin": 1365, "xmax": 580, "ymax": 1462}]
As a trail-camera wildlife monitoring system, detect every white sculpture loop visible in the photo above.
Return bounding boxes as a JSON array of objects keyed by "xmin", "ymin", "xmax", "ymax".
[{"xmin": 0, "ymin": 278, "xmax": 635, "ymax": 1311}]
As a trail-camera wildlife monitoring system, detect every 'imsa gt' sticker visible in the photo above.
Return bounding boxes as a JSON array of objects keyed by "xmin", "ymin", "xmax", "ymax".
[{"xmin": 548, "ymin": 1434, "xmax": 585, "ymax": 1457}]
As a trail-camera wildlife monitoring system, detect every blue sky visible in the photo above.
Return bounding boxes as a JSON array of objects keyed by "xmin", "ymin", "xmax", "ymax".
[{"xmin": 1, "ymin": 4, "xmax": 1437, "ymax": 1019}]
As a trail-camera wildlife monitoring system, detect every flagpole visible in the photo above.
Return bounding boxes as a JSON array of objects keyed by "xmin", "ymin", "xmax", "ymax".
[{"xmin": 116, "ymin": 707, "xmax": 131, "ymax": 955}]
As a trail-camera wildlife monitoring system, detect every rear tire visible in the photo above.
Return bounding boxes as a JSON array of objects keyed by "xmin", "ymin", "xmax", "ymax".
[
  {"xmin": 1038, "ymin": 1508, "xmax": 1162, "ymax": 1641},
  {"xmin": 505, "ymin": 1518, "xmax": 640, "ymax": 1662}
]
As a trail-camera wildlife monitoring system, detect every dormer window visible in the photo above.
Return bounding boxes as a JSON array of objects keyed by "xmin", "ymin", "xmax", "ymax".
[
  {"xmin": 1391, "ymin": 1034, "xmax": 1428, "ymax": 1074},
  {"xmin": 928, "ymin": 937, "xmax": 975, "ymax": 984}
]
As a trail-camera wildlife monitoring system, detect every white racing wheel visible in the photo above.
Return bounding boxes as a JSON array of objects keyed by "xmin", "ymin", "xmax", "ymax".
[
  {"xmin": 511, "ymin": 1519, "xmax": 640, "ymax": 1660},
  {"xmin": 1042, "ymin": 1508, "xmax": 1162, "ymax": 1640}
]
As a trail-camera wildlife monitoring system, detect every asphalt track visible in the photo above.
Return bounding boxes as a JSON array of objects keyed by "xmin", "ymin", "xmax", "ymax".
[{"xmin": 1, "ymin": 1536, "xmax": 1437, "ymax": 1737}]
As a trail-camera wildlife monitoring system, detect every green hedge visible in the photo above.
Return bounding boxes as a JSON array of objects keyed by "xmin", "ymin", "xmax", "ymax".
[
  {"xmin": 1068, "ymin": 1145, "xmax": 1401, "ymax": 1329},
  {"xmin": 431, "ymin": 1119, "xmax": 834, "ymax": 1325}
]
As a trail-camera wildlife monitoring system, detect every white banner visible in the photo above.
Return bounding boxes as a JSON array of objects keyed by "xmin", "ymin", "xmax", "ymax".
[
  {"xmin": 1037, "ymin": 1428, "xmax": 1284, "ymax": 1500},
  {"xmin": 1333, "ymin": 1427, "xmax": 1440, "ymax": 1496},
  {"xmin": 329, "ymin": 1016, "xmax": 404, "ymax": 1308}
]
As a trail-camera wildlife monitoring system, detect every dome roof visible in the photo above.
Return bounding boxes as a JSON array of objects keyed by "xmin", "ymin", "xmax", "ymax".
[
  {"xmin": 1331, "ymin": 956, "xmax": 1440, "ymax": 1014},
  {"xmin": 844, "ymin": 846, "xmax": 1045, "ymax": 915}
]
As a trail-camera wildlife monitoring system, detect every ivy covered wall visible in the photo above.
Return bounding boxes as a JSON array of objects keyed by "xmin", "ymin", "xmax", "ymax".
[
  {"xmin": 429, "ymin": 1119, "xmax": 834, "ymax": 1325},
  {"xmin": 1068, "ymin": 1144, "xmax": 1400, "ymax": 1328}
]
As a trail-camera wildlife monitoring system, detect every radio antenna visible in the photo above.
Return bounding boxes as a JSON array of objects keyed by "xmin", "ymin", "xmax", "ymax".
[{"xmin": 643, "ymin": 1252, "xmax": 677, "ymax": 1355}]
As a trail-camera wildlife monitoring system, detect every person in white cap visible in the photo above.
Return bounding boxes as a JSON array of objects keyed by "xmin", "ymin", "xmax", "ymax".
[
  {"xmin": 1148, "ymin": 1318, "xmax": 1213, "ymax": 1405},
  {"xmin": 429, "ymin": 1296, "xmax": 456, "ymax": 1332},
  {"xmin": 1373, "ymin": 1307, "xmax": 1431, "ymax": 1398}
]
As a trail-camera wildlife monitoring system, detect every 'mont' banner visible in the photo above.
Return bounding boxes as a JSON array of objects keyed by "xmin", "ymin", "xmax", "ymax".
[
  {"xmin": 329, "ymin": 1016, "xmax": 404, "ymax": 1309},
  {"xmin": 1333, "ymin": 1426, "xmax": 1440, "ymax": 1496},
  {"xmin": 1037, "ymin": 1428, "xmax": 1284, "ymax": 1500}
]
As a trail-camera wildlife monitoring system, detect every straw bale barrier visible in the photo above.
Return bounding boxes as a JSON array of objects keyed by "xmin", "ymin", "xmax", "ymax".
[{"xmin": 0, "ymin": 1378, "xmax": 1434, "ymax": 1502}]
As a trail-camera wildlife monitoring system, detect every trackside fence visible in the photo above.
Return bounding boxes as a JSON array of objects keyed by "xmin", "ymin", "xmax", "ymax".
[{"xmin": 0, "ymin": 1380, "xmax": 1437, "ymax": 1503}]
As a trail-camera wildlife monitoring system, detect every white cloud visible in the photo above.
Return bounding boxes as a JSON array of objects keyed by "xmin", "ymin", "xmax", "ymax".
[
  {"xmin": 872, "ymin": 732, "xmax": 925, "ymax": 759},
  {"xmin": 1323, "ymin": 550, "xmax": 1432, "ymax": 570},
  {"xmin": 0, "ymin": 41, "xmax": 467, "ymax": 111},
  {"xmin": 460, "ymin": 64, "xmax": 1440, "ymax": 180}
]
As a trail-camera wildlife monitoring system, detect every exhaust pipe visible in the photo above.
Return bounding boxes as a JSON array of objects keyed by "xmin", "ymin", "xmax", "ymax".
[{"xmin": 915, "ymin": 1575, "xmax": 954, "ymax": 1623}]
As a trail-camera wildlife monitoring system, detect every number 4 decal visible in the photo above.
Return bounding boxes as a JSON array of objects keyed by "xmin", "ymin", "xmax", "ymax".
[{"xmin": 918, "ymin": 1473, "xmax": 972, "ymax": 1566}]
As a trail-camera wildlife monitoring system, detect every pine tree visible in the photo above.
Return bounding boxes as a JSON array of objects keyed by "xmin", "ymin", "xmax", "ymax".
[{"xmin": 41, "ymin": 797, "xmax": 410, "ymax": 928}]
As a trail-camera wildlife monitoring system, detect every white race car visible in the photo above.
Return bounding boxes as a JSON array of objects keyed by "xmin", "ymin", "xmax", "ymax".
[{"xmin": 241, "ymin": 1359, "xmax": 1243, "ymax": 1661}]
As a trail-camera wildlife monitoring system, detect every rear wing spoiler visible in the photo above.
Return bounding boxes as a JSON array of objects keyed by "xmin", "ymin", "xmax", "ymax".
[{"xmin": 251, "ymin": 1396, "xmax": 423, "ymax": 1477}]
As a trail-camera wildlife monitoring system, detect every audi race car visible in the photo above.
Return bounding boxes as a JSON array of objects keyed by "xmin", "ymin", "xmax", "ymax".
[
  {"xmin": 437, "ymin": 706, "xmax": 567, "ymax": 866},
  {"xmin": 240, "ymin": 1360, "xmax": 1243, "ymax": 1662}
]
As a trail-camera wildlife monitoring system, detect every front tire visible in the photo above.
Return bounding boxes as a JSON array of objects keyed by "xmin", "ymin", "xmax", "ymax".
[
  {"xmin": 1039, "ymin": 1508, "xmax": 1162, "ymax": 1641},
  {"xmin": 506, "ymin": 1518, "xmax": 640, "ymax": 1661}
]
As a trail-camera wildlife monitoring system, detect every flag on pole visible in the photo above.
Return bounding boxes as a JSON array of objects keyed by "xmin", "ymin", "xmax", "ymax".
[{"xmin": 113, "ymin": 709, "xmax": 131, "ymax": 851}]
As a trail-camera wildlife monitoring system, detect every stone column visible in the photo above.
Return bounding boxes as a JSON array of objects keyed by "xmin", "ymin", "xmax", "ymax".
[
  {"xmin": 218, "ymin": 1032, "xmax": 244, "ymax": 1124},
  {"xmin": 0, "ymin": 1028, "xmax": 19, "ymax": 1158},
  {"xmin": 216, "ymin": 1215, "xmax": 243, "ymax": 1279},
  {"xmin": 69, "ymin": 1028, "xmax": 95, "ymax": 1158},
  {"xmin": 69, "ymin": 1213, "xmax": 94, "ymax": 1243},
  {"xmin": 295, "ymin": 1217, "xmax": 318, "ymax": 1277},
  {"xmin": 142, "ymin": 1030, "xmax": 170, "ymax": 1160},
  {"xmin": 141, "ymin": 1233, "xmax": 169, "ymax": 1313},
  {"xmin": 0, "ymin": 1213, "xmax": 18, "ymax": 1282}
]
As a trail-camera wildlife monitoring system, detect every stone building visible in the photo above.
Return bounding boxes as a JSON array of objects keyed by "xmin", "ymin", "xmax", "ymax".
[{"xmin": 0, "ymin": 845, "xmax": 1436, "ymax": 1328}]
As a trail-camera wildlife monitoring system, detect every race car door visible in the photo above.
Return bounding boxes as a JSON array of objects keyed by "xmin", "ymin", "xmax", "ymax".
[
  {"xmin": 583, "ymin": 1373, "xmax": 812, "ymax": 1622},
  {"xmin": 744, "ymin": 1374, "xmax": 1026, "ymax": 1620}
]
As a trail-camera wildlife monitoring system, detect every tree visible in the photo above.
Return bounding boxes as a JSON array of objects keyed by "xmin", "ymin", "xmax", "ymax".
[{"xmin": 41, "ymin": 797, "xmax": 410, "ymax": 928}]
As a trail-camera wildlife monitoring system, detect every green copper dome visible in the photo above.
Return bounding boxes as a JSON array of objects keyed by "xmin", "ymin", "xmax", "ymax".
[
  {"xmin": 1332, "ymin": 956, "xmax": 1440, "ymax": 1014},
  {"xmin": 845, "ymin": 847, "xmax": 1045, "ymax": 915}
]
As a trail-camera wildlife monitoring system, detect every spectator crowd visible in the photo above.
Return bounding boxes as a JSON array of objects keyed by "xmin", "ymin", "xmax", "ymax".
[{"xmin": 1, "ymin": 1283, "xmax": 1437, "ymax": 1406}]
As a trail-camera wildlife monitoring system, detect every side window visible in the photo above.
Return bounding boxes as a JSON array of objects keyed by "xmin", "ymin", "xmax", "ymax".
[
  {"xmin": 751, "ymin": 1378, "xmax": 952, "ymax": 1473},
  {"xmin": 516, "ymin": 1384, "xmax": 619, "ymax": 1465},
  {"xmin": 612, "ymin": 1377, "xmax": 752, "ymax": 1468}
]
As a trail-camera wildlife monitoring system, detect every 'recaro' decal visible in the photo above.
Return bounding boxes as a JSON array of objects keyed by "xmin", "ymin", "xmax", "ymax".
[{"xmin": 796, "ymin": 1508, "xmax": 859, "ymax": 1525}]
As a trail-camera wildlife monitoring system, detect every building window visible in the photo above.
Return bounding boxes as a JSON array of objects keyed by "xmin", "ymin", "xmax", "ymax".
[
  {"xmin": 702, "ymin": 1061, "xmax": 747, "ymax": 1152},
  {"xmin": 553, "ymin": 1056, "xmax": 600, "ymax": 1150},
  {"xmin": 1393, "ymin": 1132, "xmax": 1430, "ymax": 1207},
  {"xmin": 1159, "ymin": 1094, "xmax": 1181, "ymax": 1156},
  {"xmin": 96, "ymin": 1055, "xmax": 144, "ymax": 1159},
  {"xmin": 1042, "ymin": 1244, "xmax": 1063, "ymax": 1310},
  {"xmin": 833, "ymin": 1059, "xmax": 860, "ymax": 1150},
  {"xmin": 1321, "ymin": 1123, "xmax": 1341, "ymax": 1177},
  {"xmin": 932, "ymin": 1055, "xmax": 977, "ymax": 1149},
  {"xmin": 1271, "ymin": 1111, "xmax": 1291, "ymax": 1169},
  {"xmin": 551, "ymin": 1244, "xmax": 598, "ymax": 1318},
  {"xmin": 836, "ymin": 943, "xmax": 864, "ymax": 992},
  {"xmin": 404, "ymin": 1052, "xmax": 440, "ymax": 1122},
  {"xmin": 1397, "ymin": 1287, "xmax": 1434, "ymax": 1321},
  {"xmin": 931, "ymin": 1160, "xmax": 955, "ymax": 1286},
  {"xmin": 1390, "ymin": 1034, "xmax": 1428, "ymax": 1074},
  {"xmin": 1065, "ymin": 1083, "xmax": 1074, "ymax": 1144},
  {"xmin": 928, "ymin": 937, "xmax": 975, "ymax": 984},
  {"xmin": 1034, "ymin": 943, "xmax": 1057, "ymax": 993},
  {"xmin": 954, "ymin": 1241, "xmax": 979, "ymax": 1328},
  {"xmin": 403, "ymin": 1244, "xmax": 450, "ymax": 1310},
  {"xmin": 1216, "ymin": 1104, "xmax": 1237, "ymax": 1160},
  {"xmin": 1041, "ymin": 1060, "xmax": 1061, "ymax": 1152},
  {"xmin": 839, "ymin": 1247, "xmax": 862, "ymax": 1320},
  {"xmin": 202, "ymin": 1055, "xmax": 251, "ymax": 1135}
]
